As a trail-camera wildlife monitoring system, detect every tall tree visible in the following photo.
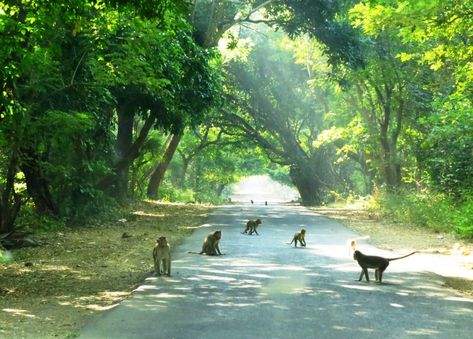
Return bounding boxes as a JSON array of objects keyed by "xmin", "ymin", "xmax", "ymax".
[{"xmin": 220, "ymin": 30, "xmax": 337, "ymax": 205}]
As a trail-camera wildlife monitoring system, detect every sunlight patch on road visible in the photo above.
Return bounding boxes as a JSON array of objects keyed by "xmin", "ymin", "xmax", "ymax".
[
  {"xmin": 340, "ymin": 284, "xmax": 376, "ymax": 291},
  {"xmin": 189, "ymin": 274, "xmax": 237, "ymax": 283},
  {"xmin": 390, "ymin": 303, "xmax": 405, "ymax": 308},
  {"xmin": 443, "ymin": 296, "xmax": 473, "ymax": 304},
  {"xmin": 405, "ymin": 328, "xmax": 440, "ymax": 336}
]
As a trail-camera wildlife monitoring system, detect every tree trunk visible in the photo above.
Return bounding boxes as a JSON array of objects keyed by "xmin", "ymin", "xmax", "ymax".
[
  {"xmin": 147, "ymin": 132, "xmax": 183, "ymax": 199},
  {"xmin": 289, "ymin": 161, "xmax": 323, "ymax": 206},
  {"xmin": 20, "ymin": 149, "xmax": 58, "ymax": 215},
  {"xmin": 0, "ymin": 153, "xmax": 23, "ymax": 233},
  {"xmin": 380, "ymin": 132, "xmax": 401, "ymax": 191},
  {"xmin": 96, "ymin": 111, "xmax": 157, "ymax": 195},
  {"xmin": 114, "ymin": 105, "xmax": 134, "ymax": 199}
]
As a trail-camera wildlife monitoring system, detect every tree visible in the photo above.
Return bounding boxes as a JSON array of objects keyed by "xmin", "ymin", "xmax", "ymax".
[{"xmin": 219, "ymin": 29, "xmax": 339, "ymax": 205}]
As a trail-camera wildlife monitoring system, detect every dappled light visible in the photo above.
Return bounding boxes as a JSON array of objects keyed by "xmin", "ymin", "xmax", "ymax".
[
  {"xmin": 2, "ymin": 0, "xmax": 473, "ymax": 337},
  {"xmin": 79, "ymin": 204, "xmax": 473, "ymax": 338},
  {"xmin": 2, "ymin": 308, "xmax": 36, "ymax": 318}
]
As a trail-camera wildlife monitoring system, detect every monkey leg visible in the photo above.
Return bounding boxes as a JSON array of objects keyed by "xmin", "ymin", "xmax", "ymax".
[
  {"xmin": 359, "ymin": 268, "xmax": 369, "ymax": 281},
  {"xmin": 377, "ymin": 264, "xmax": 388, "ymax": 282},
  {"xmin": 164, "ymin": 259, "xmax": 171, "ymax": 276}
]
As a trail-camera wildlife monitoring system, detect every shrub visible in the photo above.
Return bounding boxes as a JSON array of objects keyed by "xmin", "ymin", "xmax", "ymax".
[{"xmin": 367, "ymin": 189, "xmax": 473, "ymax": 238}]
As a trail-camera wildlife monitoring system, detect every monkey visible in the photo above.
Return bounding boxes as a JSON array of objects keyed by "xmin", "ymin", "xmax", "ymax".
[
  {"xmin": 201, "ymin": 230, "xmax": 222, "ymax": 255},
  {"xmin": 289, "ymin": 229, "xmax": 306, "ymax": 247},
  {"xmin": 250, "ymin": 199, "xmax": 254, "ymax": 204},
  {"xmin": 353, "ymin": 250, "xmax": 418, "ymax": 283},
  {"xmin": 265, "ymin": 201, "xmax": 268, "ymax": 206},
  {"xmin": 153, "ymin": 236, "xmax": 171, "ymax": 276},
  {"xmin": 189, "ymin": 231, "xmax": 223, "ymax": 256},
  {"xmin": 241, "ymin": 218, "xmax": 262, "ymax": 235}
]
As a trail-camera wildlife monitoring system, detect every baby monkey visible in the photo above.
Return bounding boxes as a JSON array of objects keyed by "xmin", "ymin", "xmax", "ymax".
[
  {"xmin": 242, "ymin": 218, "xmax": 262, "ymax": 235},
  {"xmin": 353, "ymin": 250, "xmax": 417, "ymax": 283},
  {"xmin": 289, "ymin": 229, "xmax": 306, "ymax": 247},
  {"xmin": 153, "ymin": 236, "xmax": 171, "ymax": 276}
]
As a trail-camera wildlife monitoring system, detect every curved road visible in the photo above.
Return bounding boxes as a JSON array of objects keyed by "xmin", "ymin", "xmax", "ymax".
[{"xmin": 79, "ymin": 204, "xmax": 473, "ymax": 338}]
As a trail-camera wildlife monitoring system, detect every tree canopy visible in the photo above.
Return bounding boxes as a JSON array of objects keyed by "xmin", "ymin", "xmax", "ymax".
[{"xmin": 1, "ymin": 0, "xmax": 473, "ymax": 244}]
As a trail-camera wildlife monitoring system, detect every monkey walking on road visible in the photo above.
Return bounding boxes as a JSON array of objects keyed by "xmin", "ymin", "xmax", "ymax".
[
  {"xmin": 242, "ymin": 218, "xmax": 262, "ymax": 235},
  {"xmin": 353, "ymin": 250, "xmax": 418, "ymax": 283}
]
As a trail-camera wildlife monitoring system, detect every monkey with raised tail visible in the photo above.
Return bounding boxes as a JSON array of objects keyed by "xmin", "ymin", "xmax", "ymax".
[
  {"xmin": 153, "ymin": 236, "xmax": 171, "ymax": 276},
  {"xmin": 353, "ymin": 250, "xmax": 417, "ymax": 283}
]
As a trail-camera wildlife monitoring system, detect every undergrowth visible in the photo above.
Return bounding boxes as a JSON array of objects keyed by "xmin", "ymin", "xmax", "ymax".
[{"xmin": 366, "ymin": 190, "xmax": 473, "ymax": 239}]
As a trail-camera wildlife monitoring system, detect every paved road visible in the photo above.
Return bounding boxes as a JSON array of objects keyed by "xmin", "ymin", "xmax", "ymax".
[{"xmin": 79, "ymin": 204, "xmax": 473, "ymax": 339}]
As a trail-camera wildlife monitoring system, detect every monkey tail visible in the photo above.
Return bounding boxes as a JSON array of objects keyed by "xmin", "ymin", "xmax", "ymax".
[
  {"xmin": 387, "ymin": 251, "xmax": 418, "ymax": 261},
  {"xmin": 187, "ymin": 251, "xmax": 203, "ymax": 255}
]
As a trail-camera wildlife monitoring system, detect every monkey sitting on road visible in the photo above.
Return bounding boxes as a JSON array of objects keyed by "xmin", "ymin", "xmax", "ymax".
[
  {"xmin": 189, "ymin": 231, "xmax": 223, "ymax": 256},
  {"xmin": 153, "ymin": 236, "xmax": 171, "ymax": 276},
  {"xmin": 289, "ymin": 229, "xmax": 306, "ymax": 247},
  {"xmin": 353, "ymin": 250, "xmax": 417, "ymax": 283},
  {"xmin": 242, "ymin": 218, "xmax": 262, "ymax": 235}
]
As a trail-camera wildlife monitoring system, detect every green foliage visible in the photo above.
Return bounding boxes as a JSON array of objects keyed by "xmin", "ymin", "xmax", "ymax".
[
  {"xmin": 0, "ymin": 248, "xmax": 13, "ymax": 264},
  {"xmin": 266, "ymin": 0, "xmax": 365, "ymax": 68},
  {"xmin": 423, "ymin": 98, "xmax": 473, "ymax": 194},
  {"xmin": 16, "ymin": 205, "xmax": 65, "ymax": 232},
  {"xmin": 157, "ymin": 183, "xmax": 195, "ymax": 203},
  {"xmin": 368, "ymin": 190, "xmax": 473, "ymax": 238}
]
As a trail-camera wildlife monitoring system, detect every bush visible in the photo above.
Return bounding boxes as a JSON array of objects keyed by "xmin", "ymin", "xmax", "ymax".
[
  {"xmin": 367, "ymin": 189, "xmax": 473, "ymax": 238},
  {"xmin": 158, "ymin": 185, "xmax": 196, "ymax": 203}
]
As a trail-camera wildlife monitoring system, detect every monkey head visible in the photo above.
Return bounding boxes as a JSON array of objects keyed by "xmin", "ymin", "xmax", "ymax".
[
  {"xmin": 353, "ymin": 250, "xmax": 361, "ymax": 260},
  {"xmin": 255, "ymin": 218, "xmax": 262, "ymax": 225},
  {"xmin": 300, "ymin": 229, "xmax": 306, "ymax": 235},
  {"xmin": 157, "ymin": 236, "xmax": 168, "ymax": 247},
  {"xmin": 213, "ymin": 231, "xmax": 222, "ymax": 240}
]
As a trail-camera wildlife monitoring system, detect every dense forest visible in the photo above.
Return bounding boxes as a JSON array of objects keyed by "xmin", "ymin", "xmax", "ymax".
[{"xmin": 1, "ymin": 0, "xmax": 472, "ymax": 249}]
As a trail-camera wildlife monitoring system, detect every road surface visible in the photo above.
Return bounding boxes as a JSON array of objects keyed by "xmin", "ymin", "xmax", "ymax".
[{"xmin": 79, "ymin": 204, "xmax": 473, "ymax": 338}]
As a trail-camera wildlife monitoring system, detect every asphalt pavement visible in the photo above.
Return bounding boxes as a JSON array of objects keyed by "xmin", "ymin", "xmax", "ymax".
[{"xmin": 79, "ymin": 203, "xmax": 473, "ymax": 339}]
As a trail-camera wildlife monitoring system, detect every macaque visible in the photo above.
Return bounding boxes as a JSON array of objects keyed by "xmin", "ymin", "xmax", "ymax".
[
  {"xmin": 353, "ymin": 250, "xmax": 418, "ymax": 283},
  {"xmin": 153, "ymin": 236, "xmax": 171, "ymax": 276},
  {"xmin": 242, "ymin": 218, "xmax": 262, "ymax": 235},
  {"xmin": 200, "ymin": 231, "xmax": 223, "ymax": 256},
  {"xmin": 289, "ymin": 229, "xmax": 306, "ymax": 247}
]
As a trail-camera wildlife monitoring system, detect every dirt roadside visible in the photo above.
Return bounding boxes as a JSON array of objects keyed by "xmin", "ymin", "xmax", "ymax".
[
  {"xmin": 0, "ymin": 201, "xmax": 212, "ymax": 338},
  {"xmin": 0, "ymin": 202, "xmax": 472, "ymax": 338}
]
